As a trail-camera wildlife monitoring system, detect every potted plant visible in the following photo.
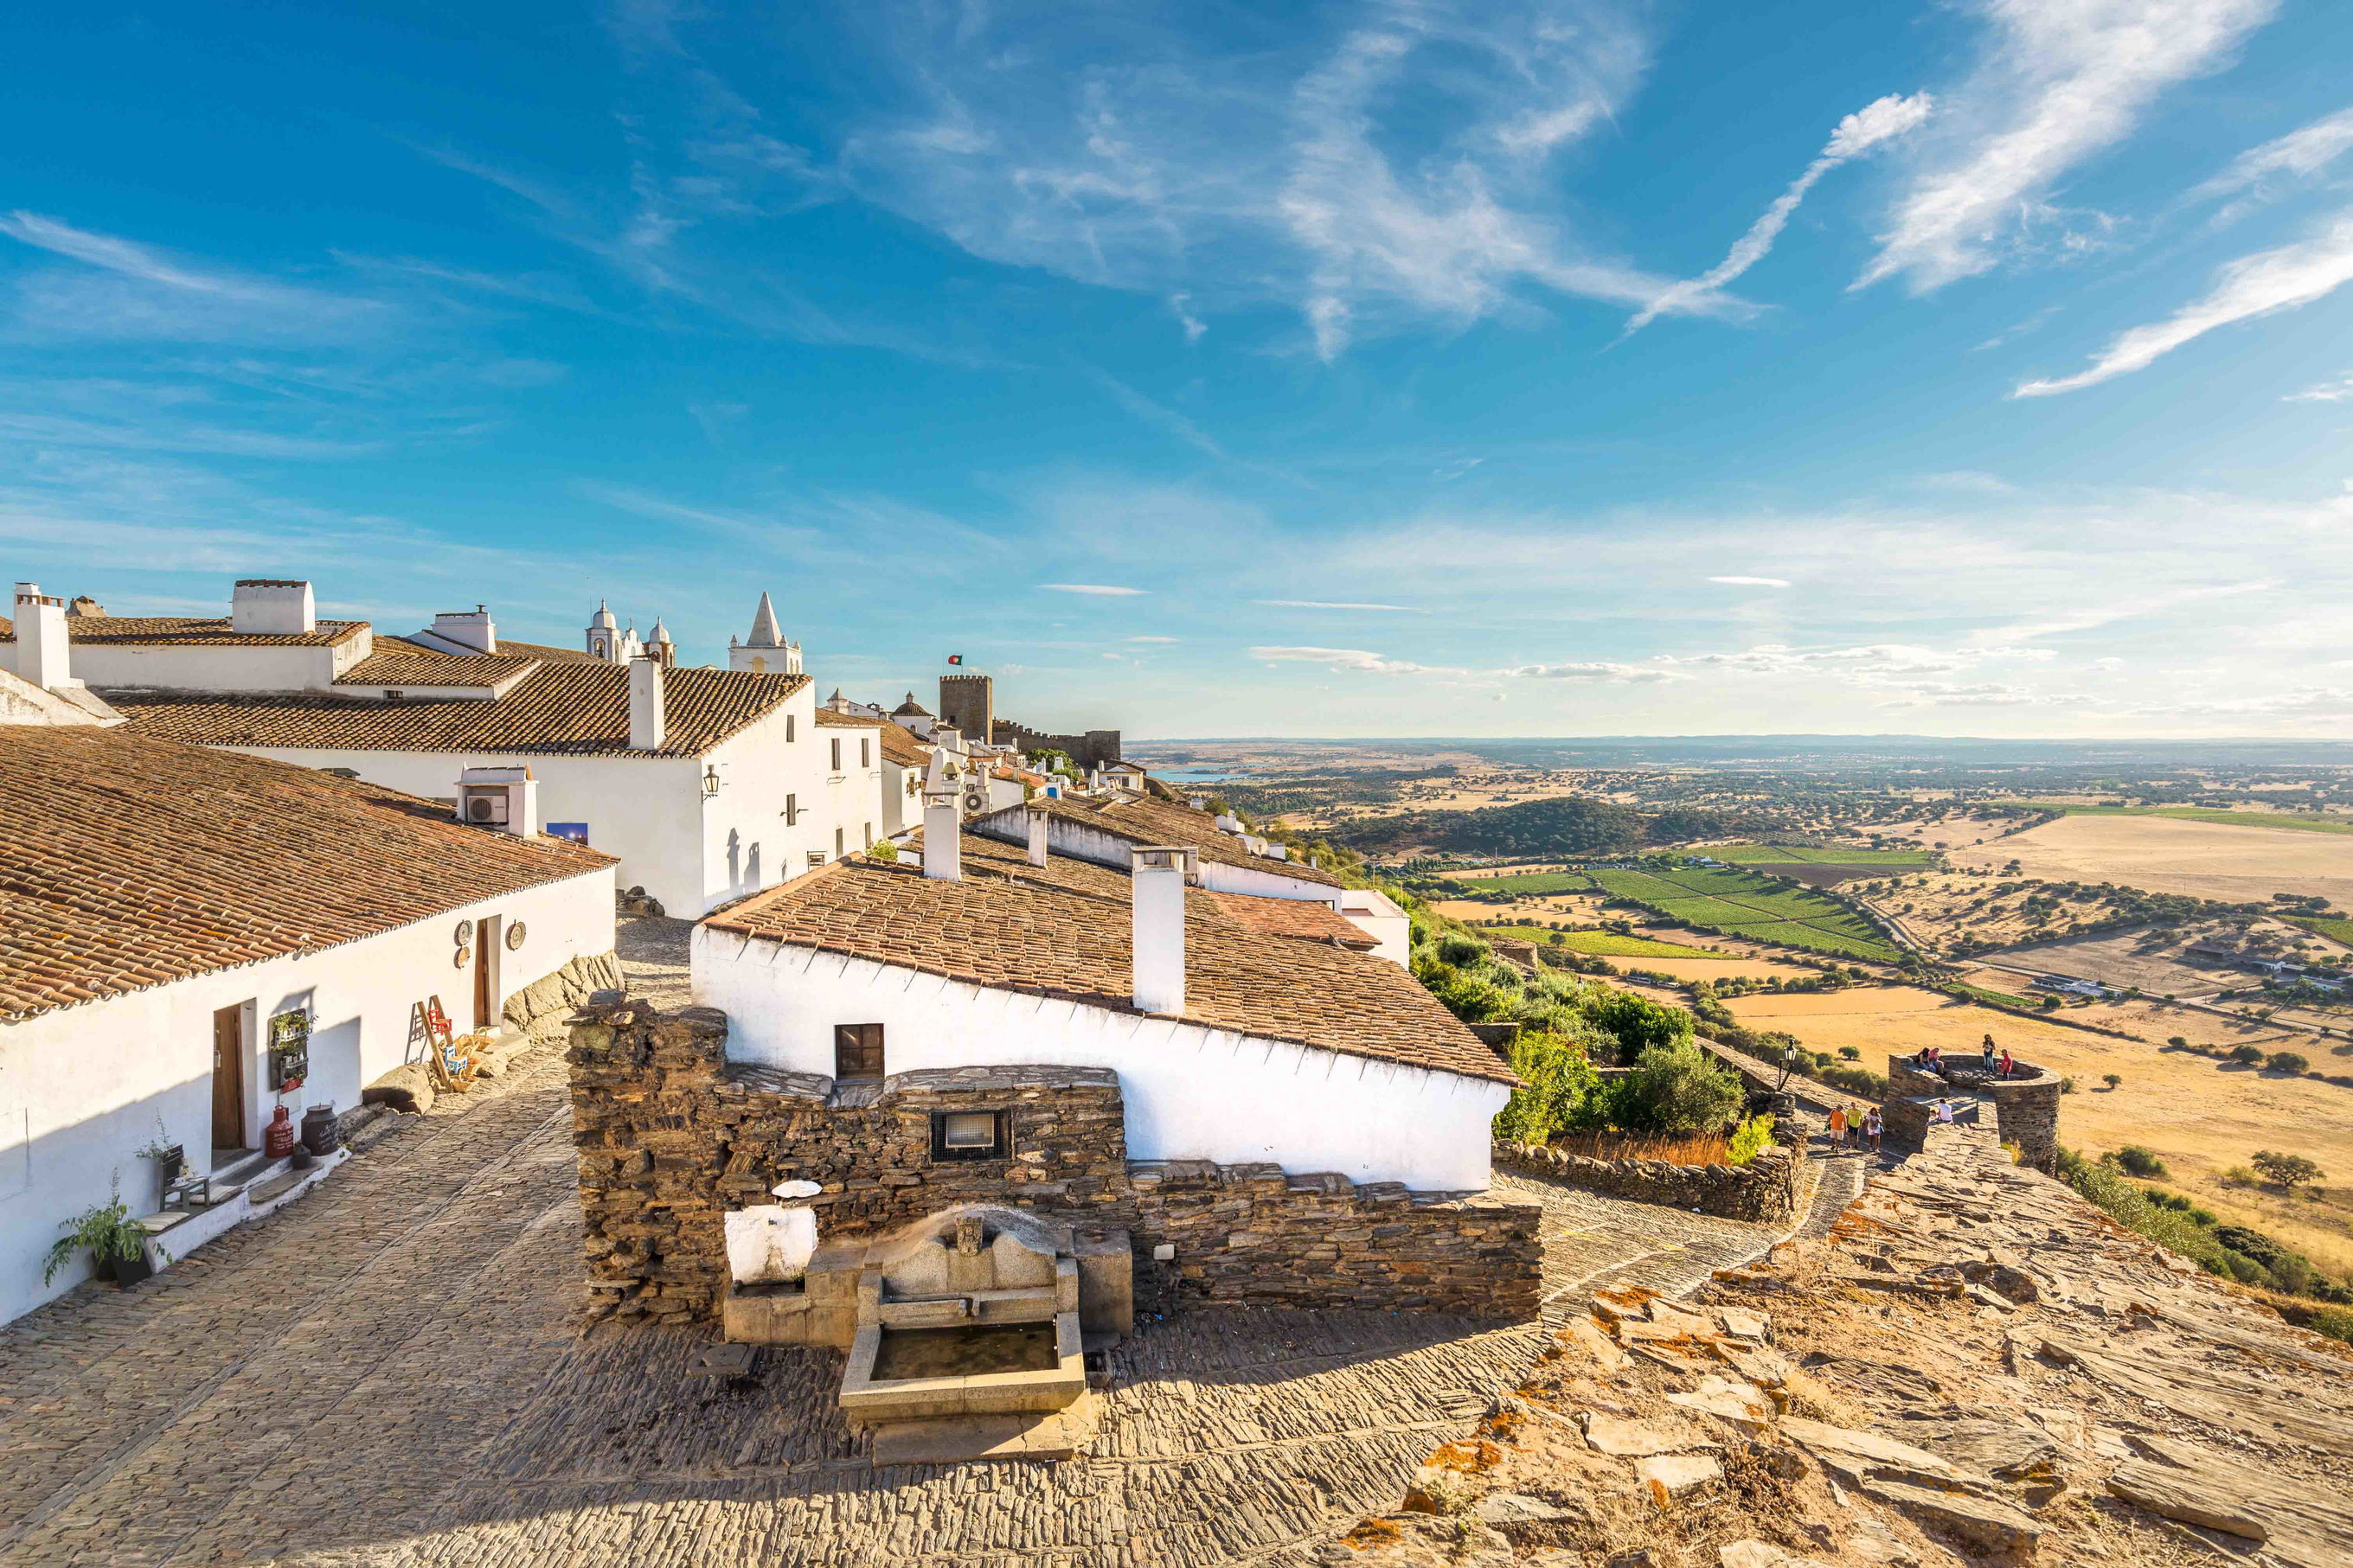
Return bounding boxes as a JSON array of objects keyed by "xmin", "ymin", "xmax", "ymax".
[{"xmin": 42, "ymin": 1183, "xmax": 156, "ymax": 1289}]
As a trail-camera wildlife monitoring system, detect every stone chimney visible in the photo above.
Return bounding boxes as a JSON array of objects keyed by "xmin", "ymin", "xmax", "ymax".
[
  {"xmin": 430, "ymin": 605, "xmax": 496, "ymax": 655},
  {"xmin": 627, "ymin": 656, "xmax": 666, "ymax": 750},
  {"xmin": 1130, "ymin": 846, "xmax": 1194, "ymax": 1015},
  {"xmin": 11, "ymin": 583, "xmax": 72, "ymax": 691},
  {"xmin": 923, "ymin": 790, "xmax": 963, "ymax": 880},
  {"xmin": 231, "ymin": 579, "xmax": 316, "ymax": 636},
  {"xmin": 1025, "ymin": 804, "xmax": 1050, "ymax": 867}
]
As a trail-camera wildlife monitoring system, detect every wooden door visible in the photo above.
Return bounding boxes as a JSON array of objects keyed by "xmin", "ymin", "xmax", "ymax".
[
  {"xmin": 211, "ymin": 1005, "xmax": 245, "ymax": 1149},
  {"xmin": 472, "ymin": 919, "xmax": 495, "ymax": 1030}
]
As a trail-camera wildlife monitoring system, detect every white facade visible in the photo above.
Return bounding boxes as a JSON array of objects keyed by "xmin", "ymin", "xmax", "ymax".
[
  {"xmin": 694, "ymin": 930, "xmax": 1507, "ymax": 1192},
  {"xmin": 976, "ymin": 809, "xmax": 1339, "ymax": 904},
  {"xmin": 0, "ymin": 865, "xmax": 614, "ymax": 1324},
  {"xmin": 2, "ymin": 633, "xmax": 369, "ymax": 694},
  {"xmin": 217, "ymin": 683, "xmax": 882, "ymax": 915},
  {"xmin": 1337, "ymin": 889, "xmax": 1413, "ymax": 966},
  {"xmin": 814, "ymin": 724, "xmax": 888, "ymax": 864}
]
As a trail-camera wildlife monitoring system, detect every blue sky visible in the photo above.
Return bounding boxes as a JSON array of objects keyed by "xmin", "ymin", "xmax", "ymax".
[{"xmin": 5, "ymin": 0, "xmax": 2353, "ymax": 739}]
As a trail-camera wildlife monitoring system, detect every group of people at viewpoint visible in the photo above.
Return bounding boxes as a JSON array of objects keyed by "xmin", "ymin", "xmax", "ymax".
[
  {"xmin": 1824, "ymin": 1032, "xmax": 2018, "ymax": 1156},
  {"xmin": 1907, "ymin": 1034, "xmax": 2018, "ymax": 1079}
]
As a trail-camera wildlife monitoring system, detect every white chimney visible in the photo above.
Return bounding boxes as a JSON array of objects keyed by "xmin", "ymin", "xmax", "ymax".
[
  {"xmin": 923, "ymin": 789, "xmax": 963, "ymax": 880},
  {"xmin": 11, "ymin": 583, "xmax": 72, "ymax": 691},
  {"xmin": 231, "ymin": 579, "xmax": 316, "ymax": 635},
  {"xmin": 627, "ymin": 656, "xmax": 666, "ymax": 750},
  {"xmin": 1130, "ymin": 846, "xmax": 1194, "ymax": 1015},
  {"xmin": 455, "ymin": 765, "xmax": 539, "ymax": 836},
  {"xmin": 1025, "ymin": 803, "xmax": 1050, "ymax": 867},
  {"xmin": 429, "ymin": 605, "xmax": 496, "ymax": 654}
]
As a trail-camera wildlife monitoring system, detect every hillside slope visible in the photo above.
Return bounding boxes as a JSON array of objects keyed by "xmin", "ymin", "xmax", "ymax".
[{"xmin": 1338, "ymin": 1128, "xmax": 2353, "ymax": 1567}]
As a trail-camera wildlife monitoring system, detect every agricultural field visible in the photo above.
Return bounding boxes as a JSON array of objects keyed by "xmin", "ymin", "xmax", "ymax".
[
  {"xmin": 2289, "ymin": 915, "xmax": 2353, "ymax": 948},
  {"xmin": 1554, "ymin": 931, "xmax": 1736, "ymax": 958},
  {"xmin": 1726, "ymin": 987, "xmax": 2353, "ymax": 1275},
  {"xmin": 1447, "ymin": 870, "xmax": 1593, "ymax": 895},
  {"xmin": 2002, "ymin": 803, "xmax": 2353, "ymax": 835},
  {"xmin": 1704, "ymin": 843, "xmax": 1937, "ymax": 866},
  {"xmin": 1587, "ymin": 866, "xmax": 1906, "ymax": 963},
  {"xmin": 1949, "ymin": 811, "xmax": 2353, "ymax": 906}
]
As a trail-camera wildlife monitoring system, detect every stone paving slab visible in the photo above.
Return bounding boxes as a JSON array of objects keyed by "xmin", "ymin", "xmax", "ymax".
[{"xmin": 0, "ymin": 937, "xmax": 1827, "ymax": 1566}]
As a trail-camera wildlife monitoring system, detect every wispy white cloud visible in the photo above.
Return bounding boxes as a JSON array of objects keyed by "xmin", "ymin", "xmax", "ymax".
[
  {"xmin": 1126, "ymin": 635, "xmax": 1178, "ymax": 643},
  {"xmin": 1624, "ymin": 93, "xmax": 1930, "ymax": 336},
  {"xmin": 1504, "ymin": 661, "xmax": 1681, "ymax": 683},
  {"xmin": 819, "ymin": 1, "xmax": 1725, "ymax": 356},
  {"xmin": 1248, "ymin": 644, "xmax": 1435, "ymax": 675},
  {"xmin": 0, "ymin": 211, "xmax": 391, "ymax": 342},
  {"xmin": 1707, "ymin": 574, "xmax": 1792, "ymax": 588},
  {"xmin": 2286, "ymin": 374, "xmax": 2353, "ymax": 401},
  {"xmin": 2014, "ymin": 209, "xmax": 2353, "ymax": 394},
  {"xmin": 1041, "ymin": 582, "xmax": 1147, "ymax": 596},
  {"xmin": 1254, "ymin": 598, "xmax": 1420, "ymax": 611},
  {"xmin": 1859, "ymin": 0, "xmax": 2279, "ymax": 291},
  {"xmin": 2190, "ymin": 105, "xmax": 2353, "ymax": 221}
]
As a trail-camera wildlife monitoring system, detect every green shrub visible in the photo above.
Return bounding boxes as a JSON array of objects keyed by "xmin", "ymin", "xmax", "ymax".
[
  {"xmin": 2115, "ymin": 1145, "xmax": 2168, "ymax": 1178},
  {"xmin": 1837, "ymin": 1046, "xmax": 1862, "ymax": 1060},
  {"xmin": 1726, "ymin": 1114, "xmax": 1776, "ymax": 1166},
  {"xmin": 2254, "ymin": 1150, "xmax": 2324, "ymax": 1190},
  {"xmin": 1435, "ymin": 933, "xmax": 1491, "ymax": 967},
  {"xmin": 1584, "ymin": 989, "xmax": 1694, "ymax": 1066},
  {"xmin": 2267, "ymin": 1051, "xmax": 2311, "ymax": 1074},
  {"xmin": 1605, "ymin": 1040, "xmax": 1744, "ymax": 1135},
  {"xmin": 2100, "ymin": 1072, "xmax": 2122, "ymax": 1090},
  {"xmin": 1493, "ymin": 1030, "xmax": 1605, "ymax": 1146},
  {"xmin": 2060, "ymin": 1077, "xmax": 2075, "ymax": 1093},
  {"xmin": 2229, "ymin": 1044, "xmax": 2266, "ymax": 1065}
]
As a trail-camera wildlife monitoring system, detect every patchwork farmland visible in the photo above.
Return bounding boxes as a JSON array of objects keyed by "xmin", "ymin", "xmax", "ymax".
[{"xmin": 1588, "ymin": 865, "xmax": 1905, "ymax": 963}]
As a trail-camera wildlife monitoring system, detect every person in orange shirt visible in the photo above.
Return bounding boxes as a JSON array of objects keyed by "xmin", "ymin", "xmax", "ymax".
[{"xmin": 1827, "ymin": 1104, "xmax": 1849, "ymax": 1150}]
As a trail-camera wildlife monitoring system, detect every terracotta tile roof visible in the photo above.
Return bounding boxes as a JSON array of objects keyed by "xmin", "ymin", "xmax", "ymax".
[
  {"xmin": 705, "ymin": 831, "xmax": 1512, "ymax": 1085},
  {"xmin": 0, "ymin": 727, "xmax": 614, "ymax": 1021},
  {"xmin": 1206, "ymin": 890, "xmax": 1378, "ymax": 950},
  {"xmin": 814, "ymin": 707, "xmax": 883, "ymax": 728},
  {"xmin": 106, "ymin": 663, "xmax": 807, "ymax": 758},
  {"xmin": 875, "ymin": 722, "xmax": 929, "ymax": 767},
  {"xmin": 0, "ymin": 616, "xmax": 367, "ymax": 648},
  {"xmin": 1008, "ymin": 794, "xmax": 1344, "ymax": 887},
  {"xmin": 335, "ymin": 651, "xmax": 538, "ymax": 688},
  {"xmin": 492, "ymin": 637, "xmax": 606, "ymax": 664}
]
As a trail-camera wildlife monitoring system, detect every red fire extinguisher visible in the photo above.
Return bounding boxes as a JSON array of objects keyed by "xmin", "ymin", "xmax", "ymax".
[{"xmin": 264, "ymin": 1104, "xmax": 298, "ymax": 1159}]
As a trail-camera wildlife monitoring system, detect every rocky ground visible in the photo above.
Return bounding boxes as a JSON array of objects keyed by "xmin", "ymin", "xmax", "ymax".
[{"xmin": 1332, "ymin": 1127, "xmax": 2353, "ymax": 1568}]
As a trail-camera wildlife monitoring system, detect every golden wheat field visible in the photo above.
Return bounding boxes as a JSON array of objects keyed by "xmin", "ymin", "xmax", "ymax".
[
  {"xmin": 1950, "ymin": 812, "xmax": 2353, "ymax": 904},
  {"xmin": 1726, "ymin": 987, "xmax": 2353, "ymax": 1274}
]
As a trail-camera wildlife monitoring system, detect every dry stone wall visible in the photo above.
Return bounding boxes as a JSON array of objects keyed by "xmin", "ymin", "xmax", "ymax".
[
  {"xmin": 567, "ymin": 996, "xmax": 1541, "ymax": 1324},
  {"xmin": 1491, "ymin": 1140, "xmax": 1799, "ymax": 1223}
]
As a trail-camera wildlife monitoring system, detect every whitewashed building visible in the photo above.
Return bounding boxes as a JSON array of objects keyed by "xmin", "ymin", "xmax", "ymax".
[
  {"xmin": 693, "ymin": 807, "xmax": 1511, "ymax": 1192},
  {"xmin": 0, "ymin": 721, "xmax": 617, "ymax": 1324},
  {"xmin": 2, "ymin": 579, "xmax": 883, "ymax": 915}
]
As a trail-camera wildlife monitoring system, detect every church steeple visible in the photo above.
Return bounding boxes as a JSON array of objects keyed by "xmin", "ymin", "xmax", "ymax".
[{"xmin": 728, "ymin": 589, "xmax": 802, "ymax": 675}]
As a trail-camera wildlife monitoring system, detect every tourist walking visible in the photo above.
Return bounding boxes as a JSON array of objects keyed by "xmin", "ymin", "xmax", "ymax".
[
  {"xmin": 1980, "ymin": 1034, "xmax": 1999, "ymax": 1072},
  {"xmin": 1827, "ymin": 1104, "xmax": 1848, "ymax": 1150},
  {"xmin": 1863, "ymin": 1105, "xmax": 1882, "ymax": 1154}
]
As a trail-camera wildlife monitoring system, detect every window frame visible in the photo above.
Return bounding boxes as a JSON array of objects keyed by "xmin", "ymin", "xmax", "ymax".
[
  {"xmin": 929, "ymin": 1109, "xmax": 1009, "ymax": 1162},
  {"xmin": 833, "ymin": 1022, "xmax": 884, "ymax": 1081}
]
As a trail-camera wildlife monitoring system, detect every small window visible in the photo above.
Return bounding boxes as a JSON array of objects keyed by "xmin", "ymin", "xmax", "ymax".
[
  {"xmin": 931, "ymin": 1110, "xmax": 1007, "ymax": 1162},
  {"xmin": 834, "ymin": 1022, "xmax": 884, "ymax": 1080},
  {"xmin": 830, "ymin": 737, "xmax": 843, "ymax": 771},
  {"xmin": 861, "ymin": 738, "xmax": 871, "ymax": 768},
  {"xmin": 862, "ymin": 821, "xmax": 872, "ymax": 845},
  {"xmin": 786, "ymin": 714, "xmax": 795, "ymax": 742},
  {"xmin": 783, "ymin": 792, "xmax": 799, "ymax": 825},
  {"xmin": 835, "ymin": 825, "xmax": 845, "ymax": 858}
]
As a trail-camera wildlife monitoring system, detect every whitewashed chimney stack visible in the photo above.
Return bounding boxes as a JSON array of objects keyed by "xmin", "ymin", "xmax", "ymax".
[
  {"xmin": 923, "ymin": 790, "xmax": 963, "ymax": 880},
  {"xmin": 11, "ymin": 583, "xmax": 72, "ymax": 691},
  {"xmin": 230, "ymin": 578, "xmax": 316, "ymax": 636},
  {"xmin": 627, "ymin": 656, "xmax": 667, "ymax": 750},
  {"xmin": 1130, "ymin": 846, "xmax": 1192, "ymax": 1015},
  {"xmin": 1025, "ymin": 804, "xmax": 1050, "ymax": 867}
]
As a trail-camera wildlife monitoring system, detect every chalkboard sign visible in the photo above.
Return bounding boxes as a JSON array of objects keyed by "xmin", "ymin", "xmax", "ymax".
[{"xmin": 267, "ymin": 1008, "xmax": 311, "ymax": 1092}]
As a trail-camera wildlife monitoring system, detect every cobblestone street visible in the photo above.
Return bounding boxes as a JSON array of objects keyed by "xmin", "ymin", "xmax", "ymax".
[{"xmin": 0, "ymin": 938, "xmax": 1849, "ymax": 1567}]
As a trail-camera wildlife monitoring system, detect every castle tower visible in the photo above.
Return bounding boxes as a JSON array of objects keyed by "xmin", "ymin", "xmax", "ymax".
[
  {"xmin": 728, "ymin": 590, "xmax": 803, "ymax": 675},
  {"xmin": 939, "ymin": 673, "xmax": 993, "ymax": 746}
]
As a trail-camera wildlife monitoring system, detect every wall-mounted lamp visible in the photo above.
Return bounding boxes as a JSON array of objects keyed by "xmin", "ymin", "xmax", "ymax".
[{"xmin": 701, "ymin": 765, "xmax": 721, "ymax": 797}]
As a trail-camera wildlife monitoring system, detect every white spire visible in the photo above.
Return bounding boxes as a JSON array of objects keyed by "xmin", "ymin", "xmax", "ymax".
[
  {"xmin": 745, "ymin": 591, "xmax": 784, "ymax": 648},
  {"xmin": 588, "ymin": 598, "xmax": 619, "ymax": 630},
  {"xmin": 651, "ymin": 617, "xmax": 673, "ymax": 644}
]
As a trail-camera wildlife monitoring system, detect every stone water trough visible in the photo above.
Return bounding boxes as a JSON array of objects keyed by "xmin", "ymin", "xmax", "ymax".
[{"xmin": 721, "ymin": 1196, "xmax": 1132, "ymax": 1447}]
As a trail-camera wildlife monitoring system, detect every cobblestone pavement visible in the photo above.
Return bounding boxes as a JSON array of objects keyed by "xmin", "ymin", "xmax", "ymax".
[{"xmin": 0, "ymin": 937, "xmax": 1851, "ymax": 1568}]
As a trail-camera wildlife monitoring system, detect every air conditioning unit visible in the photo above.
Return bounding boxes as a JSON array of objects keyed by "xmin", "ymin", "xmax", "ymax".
[
  {"xmin": 963, "ymin": 788, "xmax": 986, "ymax": 814},
  {"xmin": 454, "ymin": 765, "xmax": 538, "ymax": 837}
]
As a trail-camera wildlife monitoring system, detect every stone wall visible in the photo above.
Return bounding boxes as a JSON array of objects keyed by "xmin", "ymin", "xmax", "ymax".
[
  {"xmin": 991, "ymin": 716, "xmax": 1121, "ymax": 770},
  {"xmin": 503, "ymin": 950, "xmax": 626, "ymax": 1034},
  {"xmin": 1492, "ymin": 1140, "xmax": 1799, "ymax": 1224},
  {"xmin": 1881, "ymin": 1054, "xmax": 2061, "ymax": 1174},
  {"xmin": 567, "ymin": 996, "xmax": 1540, "ymax": 1324}
]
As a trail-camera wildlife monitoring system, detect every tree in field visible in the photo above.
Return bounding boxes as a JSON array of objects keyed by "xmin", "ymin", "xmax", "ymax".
[
  {"xmin": 2100, "ymin": 1073, "xmax": 2122, "ymax": 1090},
  {"xmin": 2267, "ymin": 1051, "xmax": 2310, "ymax": 1074},
  {"xmin": 2252, "ymin": 1150, "xmax": 2324, "ymax": 1192}
]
